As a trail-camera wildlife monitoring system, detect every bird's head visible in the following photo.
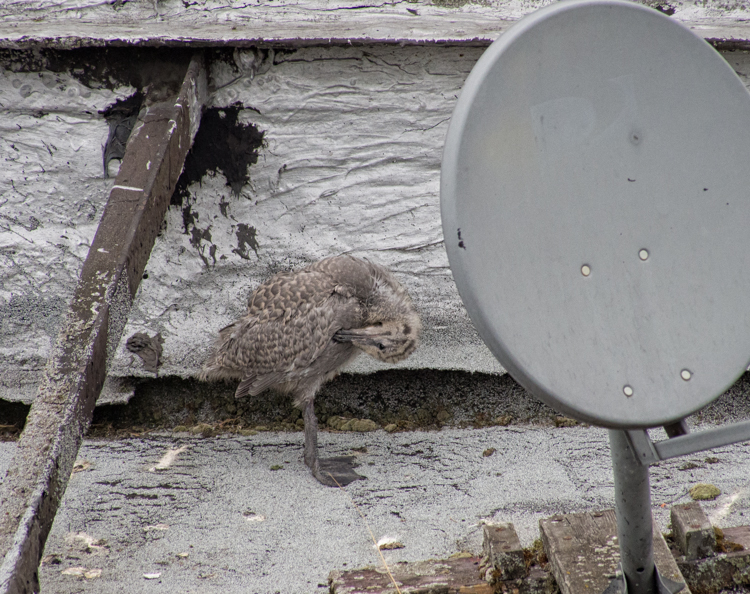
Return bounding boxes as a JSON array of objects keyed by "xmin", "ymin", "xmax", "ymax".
[{"xmin": 333, "ymin": 314, "xmax": 421, "ymax": 363}]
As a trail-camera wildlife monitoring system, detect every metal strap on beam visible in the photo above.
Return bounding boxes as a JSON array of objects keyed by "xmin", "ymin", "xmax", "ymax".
[{"xmin": 0, "ymin": 53, "xmax": 206, "ymax": 594}]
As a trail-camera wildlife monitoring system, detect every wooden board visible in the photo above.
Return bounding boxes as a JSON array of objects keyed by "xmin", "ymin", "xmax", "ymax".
[
  {"xmin": 677, "ymin": 526, "xmax": 750, "ymax": 593},
  {"xmin": 671, "ymin": 502, "xmax": 715, "ymax": 560},
  {"xmin": 328, "ymin": 556, "xmax": 491, "ymax": 594},
  {"xmin": 540, "ymin": 509, "xmax": 690, "ymax": 594},
  {"xmin": 0, "ymin": 54, "xmax": 207, "ymax": 594},
  {"xmin": 0, "ymin": 0, "xmax": 749, "ymax": 49},
  {"xmin": 722, "ymin": 525, "xmax": 750, "ymax": 550},
  {"xmin": 482, "ymin": 522, "xmax": 525, "ymax": 580}
]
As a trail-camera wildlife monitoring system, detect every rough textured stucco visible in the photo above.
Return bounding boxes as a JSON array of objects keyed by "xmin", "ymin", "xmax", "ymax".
[
  {"xmin": 3, "ymin": 48, "xmax": 750, "ymax": 403},
  {"xmin": 0, "ymin": 0, "xmax": 749, "ymax": 49},
  {"xmin": 0, "ymin": 66, "xmax": 134, "ymax": 402},
  {"xmin": 109, "ymin": 45, "xmax": 504, "ymax": 388}
]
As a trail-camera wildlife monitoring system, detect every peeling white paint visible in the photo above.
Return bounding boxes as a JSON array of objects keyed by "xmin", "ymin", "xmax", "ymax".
[{"xmin": 0, "ymin": 69, "xmax": 135, "ymax": 402}]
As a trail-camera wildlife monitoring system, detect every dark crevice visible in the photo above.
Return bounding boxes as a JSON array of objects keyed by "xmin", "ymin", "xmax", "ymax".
[
  {"xmin": 0, "ymin": 47, "xmax": 193, "ymax": 91},
  {"xmin": 3, "ymin": 371, "xmax": 749, "ymax": 439},
  {"xmin": 170, "ymin": 104, "xmax": 265, "ymax": 208}
]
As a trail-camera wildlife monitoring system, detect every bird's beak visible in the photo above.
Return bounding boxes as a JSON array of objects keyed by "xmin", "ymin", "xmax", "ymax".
[{"xmin": 333, "ymin": 326, "xmax": 388, "ymax": 346}]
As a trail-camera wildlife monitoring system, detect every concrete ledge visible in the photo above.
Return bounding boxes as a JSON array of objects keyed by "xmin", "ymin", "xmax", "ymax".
[{"xmin": 0, "ymin": 422, "xmax": 745, "ymax": 594}]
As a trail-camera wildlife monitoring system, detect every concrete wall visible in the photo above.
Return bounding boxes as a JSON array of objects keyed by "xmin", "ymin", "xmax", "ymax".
[
  {"xmin": 1, "ymin": 9, "xmax": 750, "ymax": 404},
  {"xmin": 109, "ymin": 45, "xmax": 506, "ymax": 384},
  {"xmin": 1, "ymin": 45, "xmax": 509, "ymax": 404},
  {"xmin": 0, "ymin": 62, "xmax": 135, "ymax": 403}
]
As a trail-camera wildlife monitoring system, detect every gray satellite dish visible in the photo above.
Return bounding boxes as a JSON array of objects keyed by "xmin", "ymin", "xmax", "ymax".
[
  {"xmin": 441, "ymin": 0, "xmax": 750, "ymax": 429},
  {"xmin": 441, "ymin": 2, "xmax": 750, "ymax": 592}
]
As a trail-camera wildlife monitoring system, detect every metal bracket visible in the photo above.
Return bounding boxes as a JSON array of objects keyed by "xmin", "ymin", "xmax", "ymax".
[
  {"xmin": 625, "ymin": 419, "xmax": 750, "ymax": 467},
  {"xmin": 603, "ymin": 564, "xmax": 685, "ymax": 594}
]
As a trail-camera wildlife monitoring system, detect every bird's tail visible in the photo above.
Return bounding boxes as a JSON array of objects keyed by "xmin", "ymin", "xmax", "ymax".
[{"xmin": 198, "ymin": 321, "xmax": 246, "ymax": 383}]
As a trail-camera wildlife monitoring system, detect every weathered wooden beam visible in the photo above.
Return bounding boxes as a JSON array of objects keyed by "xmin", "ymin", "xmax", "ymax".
[
  {"xmin": 540, "ymin": 510, "xmax": 690, "ymax": 594},
  {"xmin": 671, "ymin": 502, "xmax": 716, "ymax": 561},
  {"xmin": 328, "ymin": 556, "xmax": 493, "ymax": 594},
  {"xmin": 482, "ymin": 522, "xmax": 525, "ymax": 581},
  {"xmin": 0, "ymin": 53, "xmax": 207, "ymax": 594},
  {"xmin": 676, "ymin": 525, "xmax": 750, "ymax": 593},
  {"xmin": 0, "ymin": 8, "xmax": 749, "ymax": 50}
]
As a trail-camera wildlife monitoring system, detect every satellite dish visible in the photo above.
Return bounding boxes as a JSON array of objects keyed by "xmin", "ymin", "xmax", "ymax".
[{"xmin": 441, "ymin": 0, "xmax": 750, "ymax": 429}]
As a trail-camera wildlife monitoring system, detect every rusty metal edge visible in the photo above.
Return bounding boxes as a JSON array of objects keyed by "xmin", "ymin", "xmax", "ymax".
[{"xmin": 0, "ymin": 52, "xmax": 207, "ymax": 594}]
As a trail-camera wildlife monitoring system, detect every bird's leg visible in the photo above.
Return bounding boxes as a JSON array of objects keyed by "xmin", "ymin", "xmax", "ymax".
[
  {"xmin": 302, "ymin": 400, "xmax": 365, "ymax": 487},
  {"xmin": 303, "ymin": 400, "xmax": 319, "ymax": 471}
]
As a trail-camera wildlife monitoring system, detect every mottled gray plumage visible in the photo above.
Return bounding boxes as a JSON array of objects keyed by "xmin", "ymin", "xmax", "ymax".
[{"xmin": 201, "ymin": 255, "xmax": 421, "ymax": 486}]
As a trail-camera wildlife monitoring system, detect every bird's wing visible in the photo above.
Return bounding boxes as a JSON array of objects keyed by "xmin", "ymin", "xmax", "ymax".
[
  {"xmin": 235, "ymin": 370, "xmax": 286, "ymax": 399},
  {"xmin": 217, "ymin": 271, "xmax": 361, "ymax": 397}
]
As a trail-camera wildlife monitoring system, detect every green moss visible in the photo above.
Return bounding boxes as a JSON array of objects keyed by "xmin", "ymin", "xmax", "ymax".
[
  {"xmin": 351, "ymin": 419, "xmax": 378, "ymax": 432},
  {"xmin": 523, "ymin": 538, "xmax": 548, "ymax": 569},
  {"xmin": 690, "ymin": 483, "xmax": 721, "ymax": 501},
  {"xmin": 680, "ymin": 462, "xmax": 702, "ymax": 471},
  {"xmin": 554, "ymin": 417, "xmax": 578, "ymax": 427},
  {"xmin": 436, "ymin": 409, "xmax": 452, "ymax": 423},
  {"xmin": 190, "ymin": 423, "xmax": 214, "ymax": 437}
]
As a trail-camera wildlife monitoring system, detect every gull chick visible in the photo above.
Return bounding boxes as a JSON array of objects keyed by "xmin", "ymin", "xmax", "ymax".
[{"xmin": 201, "ymin": 255, "xmax": 421, "ymax": 486}]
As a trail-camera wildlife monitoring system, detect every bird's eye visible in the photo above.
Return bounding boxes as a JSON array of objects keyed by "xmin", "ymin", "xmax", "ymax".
[{"xmin": 377, "ymin": 343, "xmax": 385, "ymax": 351}]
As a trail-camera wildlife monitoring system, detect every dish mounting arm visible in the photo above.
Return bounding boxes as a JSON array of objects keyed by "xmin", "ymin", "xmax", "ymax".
[{"xmin": 625, "ymin": 420, "xmax": 750, "ymax": 466}]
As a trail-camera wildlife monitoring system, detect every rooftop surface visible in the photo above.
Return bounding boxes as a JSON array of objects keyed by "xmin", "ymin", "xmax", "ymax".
[{"xmin": 2, "ymin": 393, "xmax": 748, "ymax": 593}]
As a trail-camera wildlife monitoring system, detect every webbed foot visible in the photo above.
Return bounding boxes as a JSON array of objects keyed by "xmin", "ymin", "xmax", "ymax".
[{"xmin": 312, "ymin": 456, "xmax": 366, "ymax": 487}]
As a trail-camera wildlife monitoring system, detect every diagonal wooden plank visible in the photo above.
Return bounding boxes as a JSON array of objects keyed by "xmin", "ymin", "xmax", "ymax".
[{"xmin": 0, "ymin": 52, "xmax": 207, "ymax": 594}]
